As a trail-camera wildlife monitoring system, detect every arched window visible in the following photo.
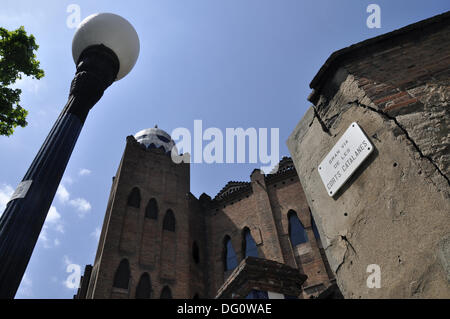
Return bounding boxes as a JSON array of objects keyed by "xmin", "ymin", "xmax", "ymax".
[
  {"xmin": 163, "ymin": 209, "xmax": 176, "ymax": 231},
  {"xmin": 127, "ymin": 187, "xmax": 141, "ymax": 208},
  {"xmin": 245, "ymin": 289, "xmax": 269, "ymax": 299},
  {"xmin": 192, "ymin": 241, "xmax": 200, "ymax": 264},
  {"xmin": 160, "ymin": 286, "xmax": 172, "ymax": 299},
  {"xmin": 242, "ymin": 227, "xmax": 258, "ymax": 258},
  {"xmin": 288, "ymin": 210, "xmax": 308, "ymax": 247},
  {"xmin": 113, "ymin": 259, "xmax": 130, "ymax": 289},
  {"xmin": 145, "ymin": 198, "xmax": 158, "ymax": 219},
  {"xmin": 223, "ymin": 235, "xmax": 238, "ymax": 271},
  {"xmin": 135, "ymin": 273, "xmax": 152, "ymax": 299}
]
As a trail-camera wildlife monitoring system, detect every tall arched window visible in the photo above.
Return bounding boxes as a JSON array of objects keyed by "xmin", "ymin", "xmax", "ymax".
[
  {"xmin": 135, "ymin": 273, "xmax": 152, "ymax": 299},
  {"xmin": 192, "ymin": 241, "xmax": 200, "ymax": 264},
  {"xmin": 242, "ymin": 227, "xmax": 258, "ymax": 258},
  {"xmin": 127, "ymin": 187, "xmax": 141, "ymax": 208},
  {"xmin": 163, "ymin": 209, "xmax": 176, "ymax": 231},
  {"xmin": 145, "ymin": 198, "xmax": 158, "ymax": 219},
  {"xmin": 160, "ymin": 286, "xmax": 172, "ymax": 299},
  {"xmin": 113, "ymin": 259, "xmax": 130, "ymax": 289},
  {"xmin": 223, "ymin": 235, "xmax": 238, "ymax": 271},
  {"xmin": 288, "ymin": 210, "xmax": 308, "ymax": 247}
]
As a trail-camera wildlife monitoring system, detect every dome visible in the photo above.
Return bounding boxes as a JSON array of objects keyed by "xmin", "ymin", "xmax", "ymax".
[{"xmin": 134, "ymin": 126, "xmax": 176, "ymax": 154}]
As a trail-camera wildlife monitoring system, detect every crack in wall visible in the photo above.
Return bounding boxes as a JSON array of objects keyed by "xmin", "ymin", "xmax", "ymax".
[
  {"xmin": 311, "ymin": 106, "xmax": 332, "ymax": 136},
  {"xmin": 311, "ymin": 98, "xmax": 449, "ymax": 187},
  {"xmin": 351, "ymin": 99, "xmax": 450, "ymax": 187},
  {"xmin": 334, "ymin": 236, "xmax": 357, "ymax": 275},
  {"xmin": 340, "ymin": 235, "xmax": 357, "ymax": 255},
  {"xmin": 334, "ymin": 252, "xmax": 346, "ymax": 275},
  {"xmin": 329, "ymin": 234, "xmax": 358, "ymax": 275}
]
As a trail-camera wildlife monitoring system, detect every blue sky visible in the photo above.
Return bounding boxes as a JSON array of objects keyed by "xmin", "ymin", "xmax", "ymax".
[{"xmin": 0, "ymin": 0, "xmax": 448, "ymax": 299}]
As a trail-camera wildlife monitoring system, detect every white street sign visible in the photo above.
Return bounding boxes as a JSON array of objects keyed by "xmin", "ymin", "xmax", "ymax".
[{"xmin": 318, "ymin": 122, "xmax": 373, "ymax": 196}]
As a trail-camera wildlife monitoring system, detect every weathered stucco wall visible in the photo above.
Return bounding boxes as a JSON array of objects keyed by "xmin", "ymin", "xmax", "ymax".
[{"xmin": 287, "ymin": 14, "xmax": 450, "ymax": 298}]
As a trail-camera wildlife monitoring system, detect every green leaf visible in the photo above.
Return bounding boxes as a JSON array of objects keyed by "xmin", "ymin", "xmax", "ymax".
[{"xmin": 0, "ymin": 26, "xmax": 44, "ymax": 136}]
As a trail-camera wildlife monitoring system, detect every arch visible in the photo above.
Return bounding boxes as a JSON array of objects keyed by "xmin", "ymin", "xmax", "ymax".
[
  {"xmin": 242, "ymin": 227, "xmax": 258, "ymax": 258},
  {"xmin": 192, "ymin": 241, "xmax": 200, "ymax": 264},
  {"xmin": 127, "ymin": 187, "xmax": 141, "ymax": 208},
  {"xmin": 163, "ymin": 209, "xmax": 176, "ymax": 232},
  {"xmin": 245, "ymin": 289, "xmax": 269, "ymax": 299},
  {"xmin": 113, "ymin": 259, "xmax": 130, "ymax": 289},
  {"xmin": 193, "ymin": 293, "xmax": 200, "ymax": 299},
  {"xmin": 145, "ymin": 198, "xmax": 158, "ymax": 219},
  {"xmin": 135, "ymin": 273, "xmax": 152, "ymax": 299},
  {"xmin": 288, "ymin": 210, "xmax": 309, "ymax": 247},
  {"xmin": 160, "ymin": 286, "xmax": 172, "ymax": 299},
  {"xmin": 223, "ymin": 235, "xmax": 238, "ymax": 271}
]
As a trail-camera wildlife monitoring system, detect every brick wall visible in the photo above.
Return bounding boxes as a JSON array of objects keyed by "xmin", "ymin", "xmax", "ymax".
[
  {"xmin": 85, "ymin": 137, "xmax": 191, "ymax": 299},
  {"xmin": 79, "ymin": 138, "xmax": 333, "ymax": 299},
  {"xmin": 203, "ymin": 163, "xmax": 333, "ymax": 298}
]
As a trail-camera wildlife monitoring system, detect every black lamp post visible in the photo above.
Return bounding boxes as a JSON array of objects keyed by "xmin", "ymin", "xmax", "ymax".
[{"xmin": 0, "ymin": 13, "xmax": 139, "ymax": 299}]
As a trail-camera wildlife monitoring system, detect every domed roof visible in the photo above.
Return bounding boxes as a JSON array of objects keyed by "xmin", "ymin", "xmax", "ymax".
[{"xmin": 134, "ymin": 126, "xmax": 176, "ymax": 154}]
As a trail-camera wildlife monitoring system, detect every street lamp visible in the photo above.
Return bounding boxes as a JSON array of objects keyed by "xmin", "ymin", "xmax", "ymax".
[{"xmin": 0, "ymin": 13, "xmax": 139, "ymax": 299}]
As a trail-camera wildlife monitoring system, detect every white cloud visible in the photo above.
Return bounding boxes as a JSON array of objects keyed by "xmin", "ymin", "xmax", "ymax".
[
  {"xmin": 69, "ymin": 198, "xmax": 91, "ymax": 217},
  {"xmin": 55, "ymin": 223, "xmax": 65, "ymax": 234},
  {"xmin": 78, "ymin": 168, "xmax": 91, "ymax": 176},
  {"xmin": 46, "ymin": 206, "xmax": 61, "ymax": 223},
  {"xmin": 46, "ymin": 206, "xmax": 64, "ymax": 234},
  {"xmin": 0, "ymin": 183, "xmax": 14, "ymax": 217},
  {"xmin": 91, "ymin": 227, "xmax": 101, "ymax": 240},
  {"xmin": 38, "ymin": 206, "xmax": 64, "ymax": 248},
  {"xmin": 10, "ymin": 75, "xmax": 45, "ymax": 94},
  {"xmin": 38, "ymin": 224, "xmax": 51, "ymax": 248},
  {"xmin": 16, "ymin": 273, "xmax": 33, "ymax": 298},
  {"xmin": 56, "ymin": 183, "xmax": 91, "ymax": 217},
  {"xmin": 1, "ymin": 182, "xmax": 65, "ymax": 247},
  {"xmin": 63, "ymin": 255, "xmax": 72, "ymax": 266},
  {"xmin": 56, "ymin": 184, "xmax": 70, "ymax": 203},
  {"xmin": 0, "ymin": 10, "xmax": 45, "ymax": 30},
  {"xmin": 62, "ymin": 176, "xmax": 74, "ymax": 186}
]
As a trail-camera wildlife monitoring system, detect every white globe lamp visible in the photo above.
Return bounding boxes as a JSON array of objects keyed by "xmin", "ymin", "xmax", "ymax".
[{"xmin": 72, "ymin": 13, "xmax": 140, "ymax": 80}]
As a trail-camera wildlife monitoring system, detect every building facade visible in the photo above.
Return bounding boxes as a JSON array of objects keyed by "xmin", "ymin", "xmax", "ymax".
[
  {"xmin": 287, "ymin": 11, "xmax": 450, "ymax": 298},
  {"xmin": 75, "ymin": 127, "xmax": 334, "ymax": 299}
]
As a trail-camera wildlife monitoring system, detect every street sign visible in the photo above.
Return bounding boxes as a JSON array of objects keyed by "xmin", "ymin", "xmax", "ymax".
[{"xmin": 318, "ymin": 122, "xmax": 373, "ymax": 196}]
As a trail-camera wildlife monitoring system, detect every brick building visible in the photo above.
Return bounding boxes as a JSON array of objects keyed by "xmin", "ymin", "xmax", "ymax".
[
  {"xmin": 74, "ymin": 127, "xmax": 335, "ymax": 299},
  {"xmin": 74, "ymin": 11, "xmax": 449, "ymax": 300}
]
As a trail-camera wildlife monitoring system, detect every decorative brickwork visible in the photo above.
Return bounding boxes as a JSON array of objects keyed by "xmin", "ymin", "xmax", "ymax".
[
  {"xmin": 75, "ymin": 139, "xmax": 333, "ymax": 299},
  {"xmin": 215, "ymin": 257, "xmax": 307, "ymax": 299}
]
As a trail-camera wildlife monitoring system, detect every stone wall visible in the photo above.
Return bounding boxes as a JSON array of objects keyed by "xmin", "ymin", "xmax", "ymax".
[{"xmin": 287, "ymin": 12, "xmax": 450, "ymax": 298}]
